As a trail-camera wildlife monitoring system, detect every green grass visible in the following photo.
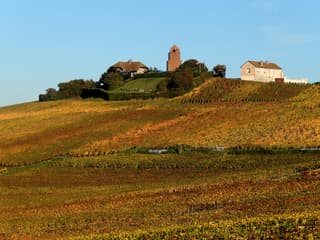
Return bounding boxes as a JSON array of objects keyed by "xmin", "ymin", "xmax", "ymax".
[{"xmin": 112, "ymin": 77, "xmax": 167, "ymax": 92}]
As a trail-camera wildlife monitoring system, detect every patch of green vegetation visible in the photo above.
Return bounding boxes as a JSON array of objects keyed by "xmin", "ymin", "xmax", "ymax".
[{"xmin": 112, "ymin": 77, "xmax": 167, "ymax": 93}]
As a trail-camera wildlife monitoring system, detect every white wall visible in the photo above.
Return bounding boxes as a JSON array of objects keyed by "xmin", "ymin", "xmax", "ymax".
[{"xmin": 284, "ymin": 78, "xmax": 308, "ymax": 84}]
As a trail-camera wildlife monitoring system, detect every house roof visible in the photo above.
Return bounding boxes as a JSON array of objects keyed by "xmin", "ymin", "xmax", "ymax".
[
  {"xmin": 245, "ymin": 61, "xmax": 282, "ymax": 70},
  {"xmin": 112, "ymin": 60, "xmax": 148, "ymax": 72}
]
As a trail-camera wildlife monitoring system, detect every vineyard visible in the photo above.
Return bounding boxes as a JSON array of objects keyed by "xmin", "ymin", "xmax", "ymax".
[
  {"xmin": 179, "ymin": 78, "xmax": 311, "ymax": 103},
  {"xmin": 1, "ymin": 80, "xmax": 320, "ymax": 239},
  {"xmin": 0, "ymin": 152, "xmax": 320, "ymax": 239},
  {"xmin": 98, "ymin": 213, "xmax": 320, "ymax": 239}
]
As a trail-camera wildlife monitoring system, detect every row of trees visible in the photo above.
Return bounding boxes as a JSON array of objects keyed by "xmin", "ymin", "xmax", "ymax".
[
  {"xmin": 160, "ymin": 60, "xmax": 226, "ymax": 94},
  {"xmin": 39, "ymin": 61, "xmax": 227, "ymax": 101},
  {"xmin": 98, "ymin": 60, "xmax": 226, "ymax": 92},
  {"xmin": 39, "ymin": 79, "xmax": 96, "ymax": 101}
]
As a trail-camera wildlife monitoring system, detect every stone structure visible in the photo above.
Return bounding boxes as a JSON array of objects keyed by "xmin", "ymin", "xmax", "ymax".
[{"xmin": 167, "ymin": 45, "xmax": 182, "ymax": 72}]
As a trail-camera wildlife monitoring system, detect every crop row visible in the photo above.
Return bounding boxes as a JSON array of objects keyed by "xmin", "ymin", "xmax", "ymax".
[
  {"xmin": 52, "ymin": 152, "xmax": 320, "ymax": 172},
  {"xmin": 75, "ymin": 213, "xmax": 320, "ymax": 240}
]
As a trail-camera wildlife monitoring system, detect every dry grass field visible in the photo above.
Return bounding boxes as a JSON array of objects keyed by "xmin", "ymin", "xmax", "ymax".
[
  {"xmin": 1, "ymin": 80, "xmax": 320, "ymax": 239},
  {"xmin": 1, "ymin": 81, "xmax": 320, "ymax": 165}
]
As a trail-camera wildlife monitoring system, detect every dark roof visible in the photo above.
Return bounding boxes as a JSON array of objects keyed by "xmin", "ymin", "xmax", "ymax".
[
  {"xmin": 247, "ymin": 60, "xmax": 282, "ymax": 70},
  {"xmin": 112, "ymin": 60, "xmax": 148, "ymax": 72}
]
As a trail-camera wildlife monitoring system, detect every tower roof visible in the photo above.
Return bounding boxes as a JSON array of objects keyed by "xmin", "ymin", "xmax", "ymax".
[{"xmin": 170, "ymin": 45, "xmax": 180, "ymax": 50}]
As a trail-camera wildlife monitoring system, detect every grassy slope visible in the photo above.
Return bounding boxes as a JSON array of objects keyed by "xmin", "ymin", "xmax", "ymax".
[
  {"xmin": 111, "ymin": 77, "xmax": 166, "ymax": 92},
  {"xmin": 180, "ymin": 78, "xmax": 311, "ymax": 102},
  {"xmin": 1, "ymin": 81, "xmax": 320, "ymax": 239},
  {"xmin": 1, "ymin": 82, "xmax": 320, "ymax": 165}
]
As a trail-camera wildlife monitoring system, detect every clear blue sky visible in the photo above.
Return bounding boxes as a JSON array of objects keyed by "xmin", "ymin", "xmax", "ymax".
[{"xmin": 0, "ymin": 0, "xmax": 319, "ymax": 106}]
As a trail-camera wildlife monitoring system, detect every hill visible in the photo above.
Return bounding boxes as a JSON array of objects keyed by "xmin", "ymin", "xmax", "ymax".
[
  {"xmin": 180, "ymin": 78, "xmax": 311, "ymax": 103},
  {"xmin": 1, "ymin": 81, "xmax": 320, "ymax": 239},
  {"xmin": 1, "ymin": 80, "xmax": 320, "ymax": 166}
]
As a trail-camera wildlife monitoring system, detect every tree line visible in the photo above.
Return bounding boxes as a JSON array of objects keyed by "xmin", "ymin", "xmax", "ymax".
[{"xmin": 39, "ymin": 60, "xmax": 227, "ymax": 101}]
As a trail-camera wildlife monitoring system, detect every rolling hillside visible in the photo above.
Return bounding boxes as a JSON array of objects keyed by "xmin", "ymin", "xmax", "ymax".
[
  {"xmin": 0, "ymin": 80, "xmax": 319, "ymax": 166},
  {"xmin": 1, "ymin": 80, "xmax": 320, "ymax": 239}
]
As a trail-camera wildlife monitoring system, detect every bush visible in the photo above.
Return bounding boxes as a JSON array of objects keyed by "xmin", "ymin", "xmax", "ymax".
[
  {"xmin": 81, "ymin": 88, "xmax": 110, "ymax": 100},
  {"xmin": 107, "ymin": 91, "xmax": 156, "ymax": 100},
  {"xmin": 81, "ymin": 88, "xmax": 156, "ymax": 101},
  {"xmin": 133, "ymin": 71, "xmax": 172, "ymax": 79}
]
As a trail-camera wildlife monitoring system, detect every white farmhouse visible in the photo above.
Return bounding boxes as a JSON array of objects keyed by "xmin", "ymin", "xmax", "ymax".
[
  {"xmin": 241, "ymin": 60, "xmax": 308, "ymax": 84},
  {"xmin": 241, "ymin": 61, "xmax": 284, "ymax": 83}
]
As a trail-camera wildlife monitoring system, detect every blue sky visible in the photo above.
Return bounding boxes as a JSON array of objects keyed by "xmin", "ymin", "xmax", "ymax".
[{"xmin": 0, "ymin": 0, "xmax": 319, "ymax": 106}]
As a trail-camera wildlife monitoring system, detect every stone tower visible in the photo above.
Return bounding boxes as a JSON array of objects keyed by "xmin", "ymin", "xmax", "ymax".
[{"xmin": 167, "ymin": 45, "xmax": 182, "ymax": 72}]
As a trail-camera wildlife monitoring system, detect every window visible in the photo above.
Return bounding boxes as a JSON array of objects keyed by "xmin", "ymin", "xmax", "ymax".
[{"xmin": 246, "ymin": 68, "xmax": 251, "ymax": 74}]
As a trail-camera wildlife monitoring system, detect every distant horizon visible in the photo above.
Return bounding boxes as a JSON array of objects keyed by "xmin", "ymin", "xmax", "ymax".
[{"xmin": 0, "ymin": 0, "xmax": 319, "ymax": 107}]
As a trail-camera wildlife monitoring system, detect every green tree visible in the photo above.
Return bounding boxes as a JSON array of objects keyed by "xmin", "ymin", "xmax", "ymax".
[
  {"xmin": 213, "ymin": 64, "xmax": 226, "ymax": 78},
  {"xmin": 178, "ymin": 59, "xmax": 208, "ymax": 77},
  {"xmin": 156, "ymin": 79, "xmax": 168, "ymax": 92},
  {"xmin": 168, "ymin": 69, "xmax": 194, "ymax": 91},
  {"xmin": 99, "ymin": 72, "xmax": 125, "ymax": 90},
  {"xmin": 58, "ymin": 79, "xmax": 96, "ymax": 97}
]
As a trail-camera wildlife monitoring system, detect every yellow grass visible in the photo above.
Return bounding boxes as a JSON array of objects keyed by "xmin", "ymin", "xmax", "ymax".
[{"xmin": 1, "ymin": 83, "xmax": 320, "ymax": 165}]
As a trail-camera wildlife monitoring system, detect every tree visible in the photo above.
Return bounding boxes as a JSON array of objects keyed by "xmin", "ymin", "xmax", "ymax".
[
  {"xmin": 156, "ymin": 79, "xmax": 168, "ymax": 92},
  {"xmin": 98, "ymin": 72, "xmax": 124, "ymax": 90},
  {"xmin": 58, "ymin": 79, "xmax": 96, "ymax": 97},
  {"xmin": 178, "ymin": 59, "xmax": 208, "ymax": 77},
  {"xmin": 213, "ymin": 65, "xmax": 226, "ymax": 78},
  {"xmin": 167, "ymin": 69, "xmax": 194, "ymax": 91}
]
